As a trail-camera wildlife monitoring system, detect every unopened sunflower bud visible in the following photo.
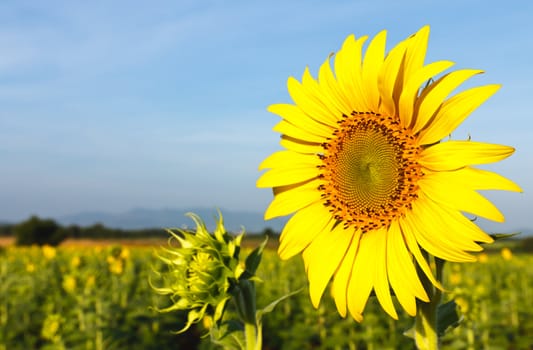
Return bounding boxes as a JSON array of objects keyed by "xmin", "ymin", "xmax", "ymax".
[{"xmin": 152, "ymin": 212, "xmax": 243, "ymax": 333}]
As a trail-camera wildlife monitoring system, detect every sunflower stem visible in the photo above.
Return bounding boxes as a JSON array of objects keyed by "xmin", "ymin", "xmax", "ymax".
[
  {"xmin": 244, "ymin": 322, "xmax": 261, "ymax": 350},
  {"xmin": 414, "ymin": 253, "xmax": 443, "ymax": 350},
  {"xmin": 233, "ymin": 278, "xmax": 262, "ymax": 350}
]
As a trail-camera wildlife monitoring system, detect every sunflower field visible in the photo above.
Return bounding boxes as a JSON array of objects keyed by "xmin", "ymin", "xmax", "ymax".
[{"xmin": 0, "ymin": 242, "xmax": 531, "ymax": 350}]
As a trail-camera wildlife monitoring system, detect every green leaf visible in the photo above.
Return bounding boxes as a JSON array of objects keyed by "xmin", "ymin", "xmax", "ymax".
[
  {"xmin": 403, "ymin": 326, "xmax": 415, "ymax": 340},
  {"xmin": 243, "ymin": 236, "xmax": 269, "ymax": 277},
  {"xmin": 489, "ymin": 232, "xmax": 520, "ymax": 241},
  {"xmin": 436, "ymin": 300, "xmax": 461, "ymax": 336},
  {"xmin": 256, "ymin": 289, "xmax": 302, "ymax": 324},
  {"xmin": 209, "ymin": 320, "xmax": 245, "ymax": 350},
  {"xmin": 233, "ymin": 279, "xmax": 257, "ymax": 325}
]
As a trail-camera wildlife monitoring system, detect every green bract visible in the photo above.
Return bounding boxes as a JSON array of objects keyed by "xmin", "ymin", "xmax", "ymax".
[{"xmin": 152, "ymin": 212, "xmax": 243, "ymax": 333}]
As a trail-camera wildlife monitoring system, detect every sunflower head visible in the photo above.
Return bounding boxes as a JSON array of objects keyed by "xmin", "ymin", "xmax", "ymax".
[
  {"xmin": 500, "ymin": 247, "xmax": 513, "ymax": 260},
  {"xmin": 153, "ymin": 212, "xmax": 243, "ymax": 333},
  {"xmin": 42, "ymin": 245, "xmax": 57, "ymax": 260},
  {"xmin": 41, "ymin": 314, "xmax": 64, "ymax": 343},
  {"xmin": 258, "ymin": 26, "xmax": 521, "ymax": 321},
  {"xmin": 62, "ymin": 274, "xmax": 77, "ymax": 294}
]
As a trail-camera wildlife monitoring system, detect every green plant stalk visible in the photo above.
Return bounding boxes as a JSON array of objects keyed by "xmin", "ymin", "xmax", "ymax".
[
  {"xmin": 415, "ymin": 298, "xmax": 439, "ymax": 350},
  {"xmin": 414, "ymin": 254, "xmax": 443, "ymax": 350},
  {"xmin": 244, "ymin": 322, "xmax": 261, "ymax": 350},
  {"xmin": 255, "ymin": 321, "xmax": 263, "ymax": 350},
  {"xmin": 238, "ymin": 284, "xmax": 262, "ymax": 350}
]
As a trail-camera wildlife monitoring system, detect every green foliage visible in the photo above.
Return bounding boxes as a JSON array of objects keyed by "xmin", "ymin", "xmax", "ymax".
[
  {"xmin": 0, "ymin": 223, "xmax": 14, "ymax": 236},
  {"xmin": 78, "ymin": 224, "xmax": 167, "ymax": 239},
  {"xmin": 259, "ymin": 227, "xmax": 278, "ymax": 239},
  {"xmin": 488, "ymin": 232, "xmax": 520, "ymax": 241},
  {"xmin": 436, "ymin": 300, "xmax": 461, "ymax": 336},
  {"xmin": 518, "ymin": 236, "xmax": 533, "ymax": 253},
  {"xmin": 14, "ymin": 216, "xmax": 66, "ymax": 246},
  {"xmin": 242, "ymin": 236, "xmax": 268, "ymax": 278}
]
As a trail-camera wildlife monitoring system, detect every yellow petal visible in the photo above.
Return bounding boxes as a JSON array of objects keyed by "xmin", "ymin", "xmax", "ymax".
[
  {"xmin": 378, "ymin": 37, "xmax": 409, "ymax": 116},
  {"xmin": 398, "ymin": 60, "xmax": 454, "ymax": 128},
  {"xmin": 420, "ymin": 141, "xmax": 515, "ymax": 171},
  {"xmin": 408, "ymin": 195, "xmax": 481, "ymax": 261},
  {"xmin": 334, "ymin": 35, "xmax": 368, "ymax": 112},
  {"xmin": 318, "ymin": 55, "xmax": 352, "ymax": 115},
  {"xmin": 416, "ymin": 190, "xmax": 493, "ymax": 245},
  {"xmin": 331, "ymin": 229, "xmax": 361, "ymax": 317},
  {"xmin": 418, "ymin": 174, "xmax": 505, "ymax": 222},
  {"xmin": 287, "ymin": 74, "xmax": 338, "ymax": 126},
  {"xmin": 279, "ymin": 135, "xmax": 324, "ymax": 154},
  {"xmin": 387, "ymin": 221, "xmax": 428, "ymax": 317},
  {"xmin": 405, "ymin": 213, "xmax": 475, "ymax": 263},
  {"xmin": 301, "ymin": 67, "xmax": 343, "ymax": 125},
  {"xmin": 269, "ymin": 104, "xmax": 335, "ymax": 137},
  {"xmin": 432, "ymin": 199, "xmax": 493, "ymax": 244},
  {"xmin": 402, "ymin": 26, "xmax": 430, "ymax": 81},
  {"xmin": 372, "ymin": 227, "xmax": 398, "ymax": 319},
  {"xmin": 303, "ymin": 222, "xmax": 355, "ymax": 308},
  {"xmin": 272, "ymin": 180, "xmax": 313, "ymax": 196},
  {"xmin": 259, "ymin": 150, "xmax": 321, "ymax": 170},
  {"xmin": 413, "ymin": 69, "xmax": 484, "ymax": 134},
  {"xmin": 418, "ymin": 84, "xmax": 501, "ymax": 145},
  {"xmin": 273, "ymin": 120, "xmax": 327, "ymax": 143},
  {"xmin": 425, "ymin": 167, "xmax": 522, "ymax": 193},
  {"xmin": 257, "ymin": 167, "xmax": 318, "ymax": 188},
  {"xmin": 399, "ymin": 217, "xmax": 442, "ymax": 289},
  {"xmin": 265, "ymin": 179, "xmax": 324, "ymax": 219},
  {"xmin": 277, "ymin": 201, "xmax": 333, "ymax": 259},
  {"xmin": 362, "ymin": 30, "xmax": 387, "ymax": 111},
  {"xmin": 347, "ymin": 230, "xmax": 376, "ymax": 322}
]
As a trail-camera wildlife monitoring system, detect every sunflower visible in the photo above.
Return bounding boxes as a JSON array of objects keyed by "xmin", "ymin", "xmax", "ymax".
[{"xmin": 257, "ymin": 26, "xmax": 521, "ymax": 321}]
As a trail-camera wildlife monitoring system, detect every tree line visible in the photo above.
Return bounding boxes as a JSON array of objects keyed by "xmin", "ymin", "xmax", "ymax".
[
  {"xmin": 0, "ymin": 216, "xmax": 280, "ymax": 247},
  {"xmin": 0, "ymin": 216, "xmax": 170, "ymax": 246}
]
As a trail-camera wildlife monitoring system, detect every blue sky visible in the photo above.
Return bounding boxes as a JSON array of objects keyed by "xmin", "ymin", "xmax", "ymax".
[{"xmin": 1, "ymin": 0, "xmax": 531, "ymax": 233}]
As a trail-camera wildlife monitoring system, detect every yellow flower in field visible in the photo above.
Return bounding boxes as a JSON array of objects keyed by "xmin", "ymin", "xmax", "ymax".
[
  {"xmin": 107, "ymin": 256, "xmax": 124, "ymax": 275},
  {"xmin": 449, "ymin": 272, "xmax": 462, "ymax": 286},
  {"xmin": 85, "ymin": 275, "xmax": 96, "ymax": 290},
  {"xmin": 477, "ymin": 252, "xmax": 489, "ymax": 263},
  {"xmin": 120, "ymin": 247, "xmax": 130, "ymax": 260},
  {"xmin": 455, "ymin": 296, "xmax": 469, "ymax": 314},
  {"xmin": 70, "ymin": 255, "xmax": 81, "ymax": 268},
  {"xmin": 41, "ymin": 314, "xmax": 63, "ymax": 342},
  {"xmin": 106, "ymin": 255, "xmax": 115, "ymax": 264},
  {"xmin": 501, "ymin": 247, "xmax": 513, "ymax": 260},
  {"xmin": 474, "ymin": 284, "xmax": 487, "ymax": 297},
  {"xmin": 62, "ymin": 275, "xmax": 77, "ymax": 293},
  {"xmin": 42, "ymin": 245, "xmax": 56, "ymax": 260},
  {"xmin": 26, "ymin": 263, "xmax": 36, "ymax": 273},
  {"xmin": 257, "ymin": 26, "xmax": 521, "ymax": 321}
]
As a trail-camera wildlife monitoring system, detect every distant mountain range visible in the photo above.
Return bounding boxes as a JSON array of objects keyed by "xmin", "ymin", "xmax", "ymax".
[{"xmin": 58, "ymin": 207, "xmax": 288, "ymax": 233}]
